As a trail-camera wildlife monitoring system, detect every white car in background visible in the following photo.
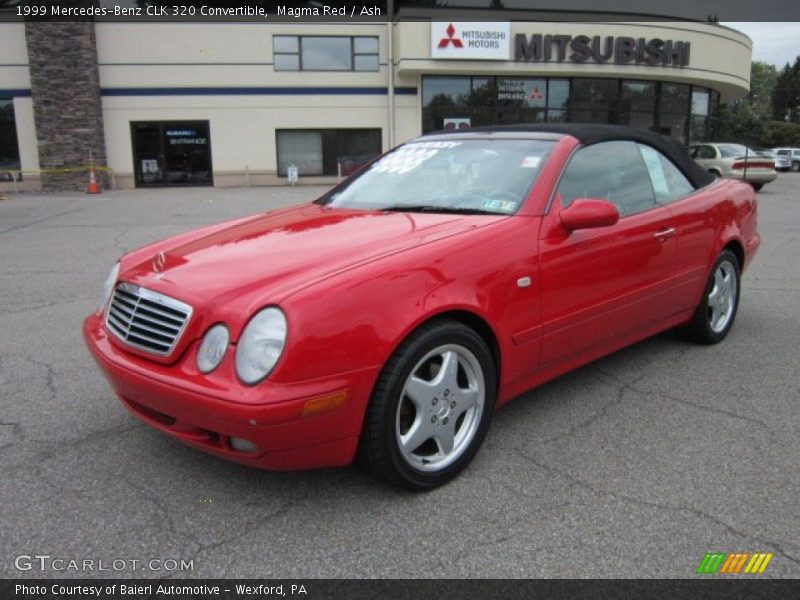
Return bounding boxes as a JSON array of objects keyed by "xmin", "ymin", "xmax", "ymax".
[
  {"xmin": 687, "ymin": 143, "xmax": 777, "ymax": 191},
  {"xmin": 770, "ymin": 148, "xmax": 800, "ymax": 172}
]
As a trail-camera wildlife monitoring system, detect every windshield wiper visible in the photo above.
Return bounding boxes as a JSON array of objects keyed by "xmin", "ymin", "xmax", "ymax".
[{"xmin": 382, "ymin": 204, "xmax": 500, "ymax": 215}]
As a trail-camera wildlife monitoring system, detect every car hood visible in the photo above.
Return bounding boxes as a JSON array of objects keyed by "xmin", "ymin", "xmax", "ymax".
[{"xmin": 120, "ymin": 203, "xmax": 503, "ymax": 313}]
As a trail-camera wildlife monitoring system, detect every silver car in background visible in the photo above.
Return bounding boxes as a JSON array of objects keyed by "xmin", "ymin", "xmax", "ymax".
[
  {"xmin": 688, "ymin": 143, "xmax": 777, "ymax": 191},
  {"xmin": 770, "ymin": 148, "xmax": 800, "ymax": 172}
]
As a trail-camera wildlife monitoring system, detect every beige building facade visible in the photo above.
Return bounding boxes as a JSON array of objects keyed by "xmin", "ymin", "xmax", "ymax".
[{"xmin": 0, "ymin": 20, "xmax": 752, "ymax": 191}]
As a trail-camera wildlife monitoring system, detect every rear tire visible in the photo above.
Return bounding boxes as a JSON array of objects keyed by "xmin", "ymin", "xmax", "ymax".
[
  {"xmin": 679, "ymin": 250, "xmax": 741, "ymax": 344},
  {"xmin": 752, "ymin": 183, "xmax": 763, "ymax": 191},
  {"xmin": 357, "ymin": 319, "xmax": 496, "ymax": 490}
]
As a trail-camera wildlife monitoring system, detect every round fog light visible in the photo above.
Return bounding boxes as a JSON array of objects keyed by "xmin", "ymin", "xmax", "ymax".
[{"xmin": 197, "ymin": 324, "xmax": 229, "ymax": 374}]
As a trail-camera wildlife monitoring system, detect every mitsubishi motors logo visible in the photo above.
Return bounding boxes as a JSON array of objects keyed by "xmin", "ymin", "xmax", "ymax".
[
  {"xmin": 438, "ymin": 24, "xmax": 463, "ymax": 49},
  {"xmin": 431, "ymin": 22, "xmax": 510, "ymax": 60}
]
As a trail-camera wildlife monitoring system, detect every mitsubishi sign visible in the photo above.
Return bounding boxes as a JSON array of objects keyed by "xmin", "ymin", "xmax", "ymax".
[
  {"xmin": 515, "ymin": 33, "xmax": 691, "ymax": 67},
  {"xmin": 431, "ymin": 22, "xmax": 511, "ymax": 60}
]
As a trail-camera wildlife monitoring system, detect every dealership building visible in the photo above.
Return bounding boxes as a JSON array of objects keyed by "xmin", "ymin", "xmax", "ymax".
[{"xmin": 0, "ymin": 10, "xmax": 752, "ymax": 191}]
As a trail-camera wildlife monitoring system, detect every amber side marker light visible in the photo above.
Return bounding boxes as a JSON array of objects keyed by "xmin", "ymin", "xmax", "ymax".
[{"xmin": 302, "ymin": 391, "xmax": 348, "ymax": 418}]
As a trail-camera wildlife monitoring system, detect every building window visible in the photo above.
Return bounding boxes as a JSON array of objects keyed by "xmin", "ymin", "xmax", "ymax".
[
  {"xmin": 420, "ymin": 75, "xmax": 711, "ymax": 144},
  {"xmin": 276, "ymin": 129, "xmax": 382, "ymax": 177},
  {"xmin": 690, "ymin": 87, "xmax": 711, "ymax": 142},
  {"xmin": 547, "ymin": 79, "xmax": 570, "ymax": 122},
  {"xmin": 422, "ymin": 76, "xmax": 567, "ymax": 131},
  {"xmin": 273, "ymin": 35, "xmax": 300, "ymax": 70},
  {"xmin": 353, "ymin": 36, "xmax": 379, "ymax": 71},
  {"xmin": 571, "ymin": 79, "xmax": 619, "ymax": 124},
  {"xmin": 492, "ymin": 78, "xmax": 571, "ymax": 124},
  {"xmin": 131, "ymin": 121, "xmax": 213, "ymax": 187},
  {"xmin": 274, "ymin": 36, "xmax": 379, "ymax": 72},
  {"xmin": 421, "ymin": 76, "xmax": 493, "ymax": 132},
  {"xmin": 657, "ymin": 83, "xmax": 690, "ymax": 141},
  {"xmin": 620, "ymin": 81, "xmax": 656, "ymax": 130},
  {"xmin": 708, "ymin": 90, "xmax": 721, "ymax": 141},
  {"xmin": 0, "ymin": 98, "xmax": 21, "ymax": 180},
  {"xmin": 422, "ymin": 76, "xmax": 471, "ymax": 108}
]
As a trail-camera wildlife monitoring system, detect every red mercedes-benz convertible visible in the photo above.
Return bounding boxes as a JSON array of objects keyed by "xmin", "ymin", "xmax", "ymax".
[{"xmin": 84, "ymin": 125, "xmax": 760, "ymax": 489}]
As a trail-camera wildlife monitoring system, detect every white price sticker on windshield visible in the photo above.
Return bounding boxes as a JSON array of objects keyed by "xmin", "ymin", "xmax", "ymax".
[{"xmin": 371, "ymin": 142, "xmax": 461, "ymax": 175}]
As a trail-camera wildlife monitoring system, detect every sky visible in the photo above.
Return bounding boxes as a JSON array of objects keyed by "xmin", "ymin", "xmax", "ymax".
[{"xmin": 724, "ymin": 22, "xmax": 800, "ymax": 68}]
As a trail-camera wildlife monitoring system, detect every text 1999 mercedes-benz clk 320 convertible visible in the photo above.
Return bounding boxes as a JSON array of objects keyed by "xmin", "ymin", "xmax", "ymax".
[{"xmin": 84, "ymin": 125, "xmax": 760, "ymax": 489}]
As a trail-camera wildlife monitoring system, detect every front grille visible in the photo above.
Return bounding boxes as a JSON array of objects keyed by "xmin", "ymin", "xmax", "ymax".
[{"xmin": 105, "ymin": 282, "xmax": 192, "ymax": 357}]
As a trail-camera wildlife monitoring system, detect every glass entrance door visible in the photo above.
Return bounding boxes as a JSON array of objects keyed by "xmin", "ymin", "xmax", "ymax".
[{"xmin": 131, "ymin": 121, "xmax": 213, "ymax": 187}]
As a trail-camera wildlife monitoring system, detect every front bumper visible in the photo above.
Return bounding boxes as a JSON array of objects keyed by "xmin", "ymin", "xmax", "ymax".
[{"xmin": 83, "ymin": 314, "xmax": 379, "ymax": 470}]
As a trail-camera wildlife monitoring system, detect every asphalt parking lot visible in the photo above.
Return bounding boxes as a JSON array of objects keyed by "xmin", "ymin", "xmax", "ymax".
[{"xmin": 1, "ymin": 176, "xmax": 798, "ymax": 579}]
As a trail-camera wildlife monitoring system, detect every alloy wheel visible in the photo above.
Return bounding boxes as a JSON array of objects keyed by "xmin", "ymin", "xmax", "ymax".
[
  {"xmin": 707, "ymin": 259, "xmax": 738, "ymax": 334},
  {"xmin": 395, "ymin": 344, "xmax": 485, "ymax": 472}
]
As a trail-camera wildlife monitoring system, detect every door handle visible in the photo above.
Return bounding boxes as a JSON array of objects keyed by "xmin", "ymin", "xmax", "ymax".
[{"xmin": 654, "ymin": 227, "xmax": 676, "ymax": 241}]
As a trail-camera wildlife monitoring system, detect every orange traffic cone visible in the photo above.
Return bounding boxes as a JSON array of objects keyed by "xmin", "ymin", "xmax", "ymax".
[{"xmin": 86, "ymin": 168, "xmax": 101, "ymax": 194}]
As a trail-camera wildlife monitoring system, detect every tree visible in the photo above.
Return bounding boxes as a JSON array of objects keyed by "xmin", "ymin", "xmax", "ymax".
[
  {"xmin": 719, "ymin": 61, "xmax": 776, "ymax": 145},
  {"xmin": 749, "ymin": 61, "xmax": 778, "ymax": 121},
  {"xmin": 717, "ymin": 59, "xmax": 800, "ymax": 147},
  {"xmin": 772, "ymin": 57, "xmax": 800, "ymax": 123},
  {"xmin": 761, "ymin": 120, "xmax": 800, "ymax": 147},
  {"xmin": 718, "ymin": 102, "xmax": 760, "ymax": 145}
]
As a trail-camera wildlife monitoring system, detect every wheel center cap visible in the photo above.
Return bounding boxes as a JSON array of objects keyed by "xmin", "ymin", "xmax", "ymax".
[{"xmin": 437, "ymin": 405, "xmax": 450, "ymax": 419}]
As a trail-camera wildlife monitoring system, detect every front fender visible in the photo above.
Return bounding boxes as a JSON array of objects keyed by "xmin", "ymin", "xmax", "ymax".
[{"xmin": 270, "ymin": 218, "xmax": 542, "ymax": 391}]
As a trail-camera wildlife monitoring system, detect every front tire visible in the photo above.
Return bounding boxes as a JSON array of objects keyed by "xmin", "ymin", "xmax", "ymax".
[
  {"xmin": 680, "ymin": 250, "xmax": 741, "ymax": 344},
  {"xmin": 357, "ymin": 319, "xmax": 496, "ymax": 490},
  {"xmin": 791, "ymin": 161, "xmax": 800, "ymax": 173}
]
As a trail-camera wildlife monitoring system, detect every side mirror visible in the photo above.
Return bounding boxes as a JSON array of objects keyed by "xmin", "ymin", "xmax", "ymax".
[{"xmin": 559, "ymin": 198, "xmax": 619, "ymax": 232}]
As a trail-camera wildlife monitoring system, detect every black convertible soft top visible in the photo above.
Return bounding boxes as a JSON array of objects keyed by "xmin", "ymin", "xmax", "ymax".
[{"xmin": 426, "ymin": 123, "xmax": 715, "ymax": 189}]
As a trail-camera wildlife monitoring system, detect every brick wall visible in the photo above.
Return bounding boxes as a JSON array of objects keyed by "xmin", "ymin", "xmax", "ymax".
[{"xmin": 25, "ymin": 21, "xmax": 106, "ymax": 191}]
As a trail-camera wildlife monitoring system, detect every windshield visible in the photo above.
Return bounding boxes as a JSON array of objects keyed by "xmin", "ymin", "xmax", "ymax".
[
  {"xmin": 316, "ymin": 139, "xmax": 555, "ymax": 215},
  {"xmin": 718, "ymin": 144, "xmax": 759, "ymax": 158},
  {"xmin": 776, "ymin": 149, "xmax": 790, "ymax": 156}
]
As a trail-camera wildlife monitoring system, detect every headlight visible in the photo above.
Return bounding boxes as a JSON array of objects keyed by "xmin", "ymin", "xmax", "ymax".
[
  {"xmin": 197, "ymin": 324, "xmax": 229, "ymax": 374},
  {"xmin": 99, "ymin": 262, "xmax": 120, "ymax": 311},
  {"xmin": 235, "ymin": 307, "xmax": 287, "ymax": 385}
]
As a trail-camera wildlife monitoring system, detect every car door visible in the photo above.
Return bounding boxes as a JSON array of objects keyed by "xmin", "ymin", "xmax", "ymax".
[
  {"xmin": 537, "ymin": 141, "xmax": 677, "ymax": 366},
  {"xmin": 638, "ymin": 143, "xmax": 724, "ymax": 313}
]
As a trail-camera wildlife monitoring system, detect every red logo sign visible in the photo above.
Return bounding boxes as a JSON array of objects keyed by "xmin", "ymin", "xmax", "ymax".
[
  {"xmin": 529, "ymin": 86, "xmax": 544, "ymax": 100},
  {"xmin": 438, "ymin": 24, "xmax": 463, "ymax": 49}
]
